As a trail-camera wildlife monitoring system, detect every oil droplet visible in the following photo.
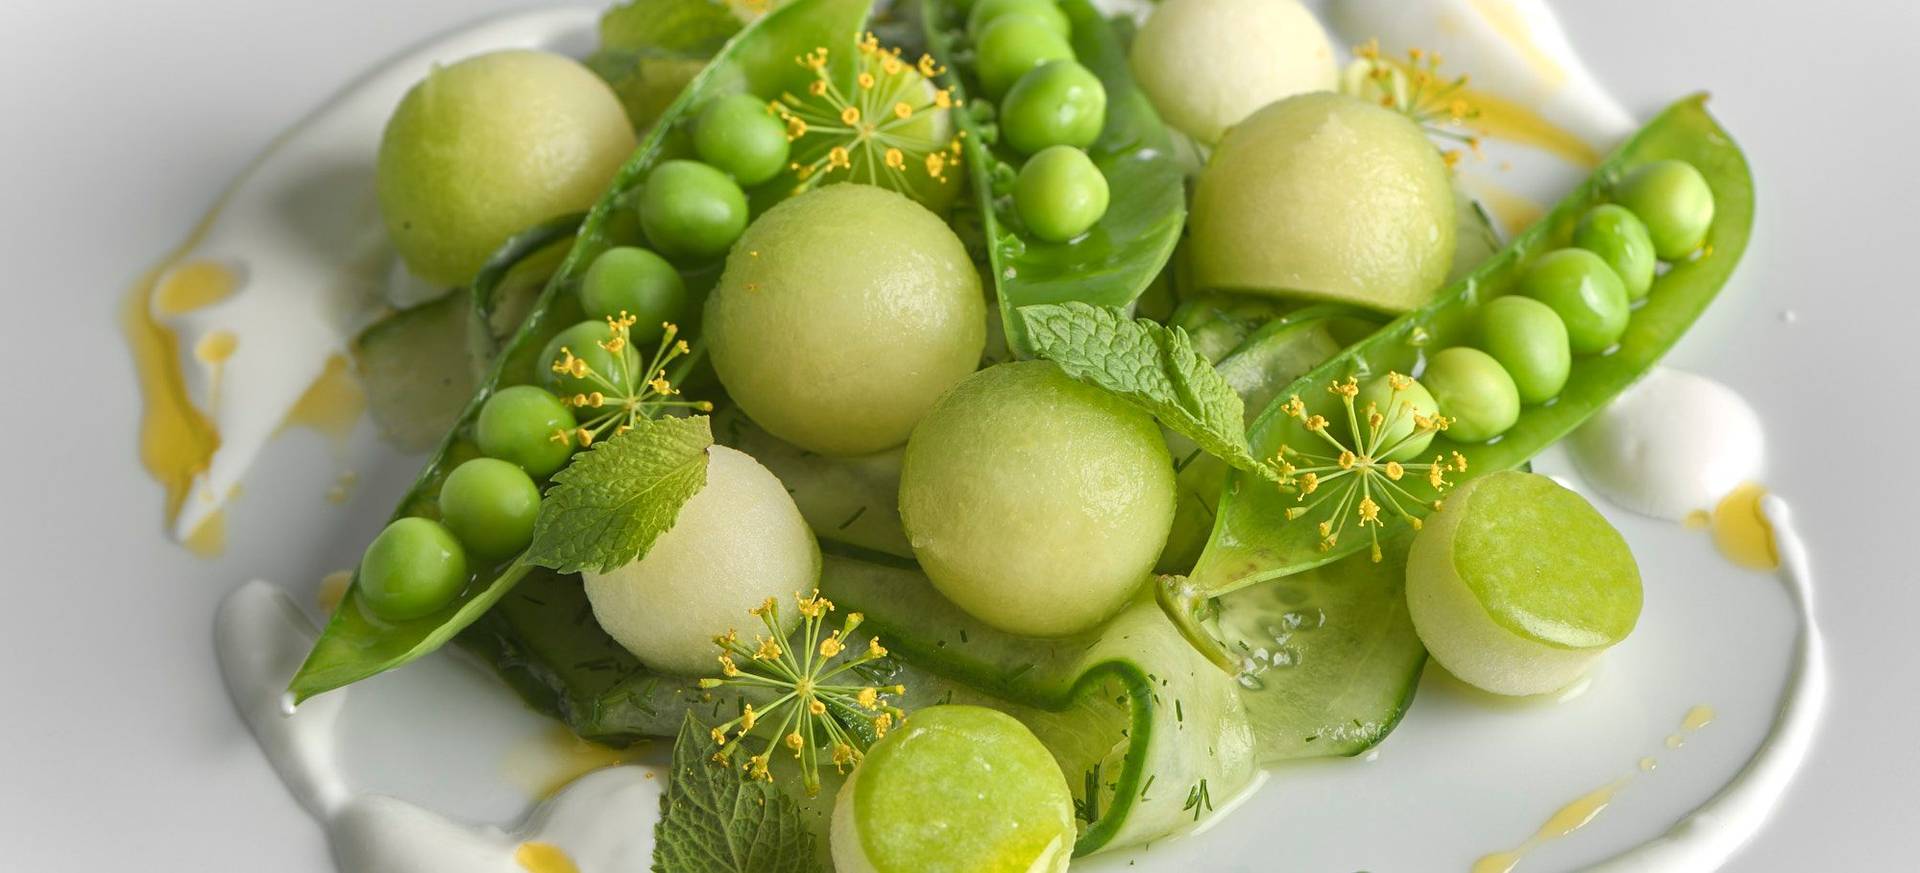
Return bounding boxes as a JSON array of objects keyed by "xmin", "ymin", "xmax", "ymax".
[
  {"xmin": 183, "ymin": 510, "xmax": 226, "ymax": 558},
  {"xmin": 514, "ymin": 841, "xmax": 579, "ymax": 873},
  {"xmin": 317, "ymin": 570, "xmax": 353, "ymax": 614},
  {"xmin": 1682, "ymin": 509, "xmax": 1711, "ymax": 530},
  {"xmin": 123, "ymin": 265, "xmax": 222, "ymax": 527},
  {"xmin": 154, "ymin": 260, "xmax": 238, "ymax": 315},
  {"xmin": 1682, "ymin": 705, "xmax": 1716, "ymax": 732},
  {"xmin": 1639, "ymin": 757, "xmax": 1657, "ymax": 772},
  {"xmin": 325, "ymin": 470, "xmax": 359, "ymax": 504},
  {"xmin": 194, "ymin": 330, "xmax": 238, "ymax": 364},
  {"xmin": 1472, "ymin": 780, "xmax": 1625, "ymax": 873},
  {"xmin": 1711, "ymin": 483, "xmax": 1779, "ymax": 570},
  {"xmin": 1665, "ymin": 734, "xmax": 1685, "ymax": 749},
  {"xmin": 281, "ymin": 354, "xmax": 366, "ymax": 446},
  {"xmin": 504, "ymin": 726, "xmax": 648, "ymax": 798}
]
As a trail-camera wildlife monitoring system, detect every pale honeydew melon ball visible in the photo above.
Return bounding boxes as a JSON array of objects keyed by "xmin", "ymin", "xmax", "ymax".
[
  {"xmin": 378, "ymin": 50, "xmax": 636, "ymax": 288},
  {"xmin": 1407, "ymin": 471, "xmax": 1642, "ymax": 696},
  {"xmin": 831, "ymin": 705, "xmax": 1074, "ymax": 873},
  {"xmin": 899, "ymin": 361, "xmax": 1175, "ymax": 637},
  {"xmin": 1191, "ymin": 92, "xmax": 1455, "ymax": 314},
  {"xmin": 583, "ymin": 445, "xmax": 817, "ymax": 675},
  {"xmin": 1130, "ymin": 0, "xmax": 1338, "ymax": 144},
  {"xmin": 705, "ymin": 184, "xmax": 986, "ymax": 457}
]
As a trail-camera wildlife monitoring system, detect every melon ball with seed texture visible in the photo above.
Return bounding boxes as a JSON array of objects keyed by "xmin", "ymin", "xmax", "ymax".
[
  {"xmin": 1130, "ymin": 0, "xmax": 1338, "ymax": 144},
  {"xmin": 1191, "ymin": 92, "xmax": 1455, "ymax": 313},
  {"xmin": 582, "ymin": 446, "xmax": 817, "ymax": 675},
  {"xmin": 704, "ymin": 184, "xmax": 986, "ymax": 457},
  {"xmin": 378, "ymin": 50, "xmax": 635, "ymax": 288},
  {"xmin": 1406, "ymin": 471, "xmax": 1642, "ymax": 696},
  {"xmin": 832, "ymin": 705, "xmax": 1075, "ymax": 873},
  {"xmin": 899, "ymin": 361, "xmax": 1175, "ymax": 637}
]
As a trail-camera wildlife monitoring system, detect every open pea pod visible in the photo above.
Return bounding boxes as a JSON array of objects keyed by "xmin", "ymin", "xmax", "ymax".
[
  {"xmin": 288, "ymin": 0, "xmax": 879, "ymax": 703},
  {"xmin": 922, "ymin": 0, "xmax": 1185, "ymax": 357},
  {"xmin": 1188, "ymin": 94, "xmax": 1754, "ymax": 600}
]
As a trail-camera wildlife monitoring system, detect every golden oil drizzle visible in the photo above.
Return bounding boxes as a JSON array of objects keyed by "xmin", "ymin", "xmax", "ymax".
[
  {"xmin": 504, "ymin": 726, "xmax": 649, "ymax": 799},
  {"xmin": 1710, "ymin": 483, "xmax": 1779, "ymax": 570},
  {"xmin": 1682, "ymin": 705, "xmax": 1716, "ymax": 732},
  {"xmin": 513, "ymin": 841, "xmax": 580, "ymax": 873},
  {"xmin": 1462, "ymin": 86, "xmax": 1598, "ymax": 167},
  {"xmin": 281, "ymin": 354, "xmax": 366, "ymax": 446},
  {"xmin": 1466, "ymin": 0, "xmax": 1568, "ymax": 88},
  {"xmin": 153, "ymin": 260, "xmax": 237, "ymax": 315},
  {"xmin": 183, "ymin": 510, "xmax": 226, "ymax": 558},
  {"xmin": 317, "ymin": 570, "xmax": 353, "ymax": 614},
  {"xmin": 1472, "ymin": 780, "xmax": 1625, "ymax": 873},
  {"xmin": 122, "ymin": 259, "xmax": 227, "ymax": 529}
]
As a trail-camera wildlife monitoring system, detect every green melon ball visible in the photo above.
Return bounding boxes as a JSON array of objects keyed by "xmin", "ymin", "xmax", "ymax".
[
  {"xmin": 1191, "ymin": 92, "xmax": 1455, "ymax": 313},
  {"xmin": 705, "ymin": 184, "xmax": 986, "ymax": 457},
  {"xmin": 832, "ymin": 705, "xmax": 1074, "ymax": 873},
  {"xmin": 582, "ymin": 445, "xmax": 817, "ymax": 675},
  {"xmin": 899, "ymin": 361, "xmax": 1175, "ymax": 637},
  {"xmin": 1407, "ymin": 471, "xmax": 1642, "ymax": 696},
  {"xmin": 377, "ymin": 50, "xmax": 636, "ymax": 288},
  {"xmin": 1131, "ymin": 0, "xmax": 1338, "ymax": 144}
]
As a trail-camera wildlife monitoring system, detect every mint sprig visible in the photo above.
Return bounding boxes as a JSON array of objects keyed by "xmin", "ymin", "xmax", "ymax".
[
  {"xmin": 1017, "ymin": 302, "xmax": 1277, "ymax": 479},
  {"xmin": 654, "ymin": 712, "xmax": 823, "ymax": 873},
  {"xmin": 525, "ymin": 414, "xmax": 713, "ymax": 574}
]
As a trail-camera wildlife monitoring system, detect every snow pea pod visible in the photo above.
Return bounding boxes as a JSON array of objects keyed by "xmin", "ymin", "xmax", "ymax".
[
  {"xmin": 1189, "ymin": 94, "xmax": 1754, "ymax": 599},
  {"xmin": 922, "ymin": 0, "xmax": 1185, "ymax": 357},
  {"xmin": 288, "ymin": 0, "xmax": 879, "ymax": 703}
]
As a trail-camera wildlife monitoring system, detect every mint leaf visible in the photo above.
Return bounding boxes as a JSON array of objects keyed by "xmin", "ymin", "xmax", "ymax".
[
  {"xmin": 525, "ymin": 415, "xmax": 712, "ymax": 575},
  {"xmin": 1017, "ymin": 302, "xmax": 1273, "ymax": 477},
  {"xmin": 654, "ymin": 712, "xmax": 822, "ymax": 873}
]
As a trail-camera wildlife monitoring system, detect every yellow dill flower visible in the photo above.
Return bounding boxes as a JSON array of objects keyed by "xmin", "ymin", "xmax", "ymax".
[
  {"xmin": 1269, "ymin": 374, "xmax": 1468, "ymax": 562},
  {"xmin": 774, "ymin": 33, "xmax": 965, "ymax": 210},
  {"xmin": 1342, "ymin": 40, "xmax": 1484, "ymax": 167},
  {"xmin": 546, "ymin": 315, "xmax": 712, "ymax": 449},
  {"xmin": 697, "ymin": 590, "xmax": 909, "ymax": 794}
]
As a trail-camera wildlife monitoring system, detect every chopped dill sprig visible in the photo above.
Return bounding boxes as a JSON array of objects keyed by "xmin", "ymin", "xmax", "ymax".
[
  {"xmin": 698, "ymin": 590, "xmax": 907, "ymax": 795},
  {"xmin": 547, "ymin": 314, "xmax": 712, "ymax": 449},
  {"xmin": 1268, "ymin": 374, "xmax": 1468, "ymax": 562},
  {"xmin": 1344, "ymin": 40, "xmax": 1483, "ymax": 168}
]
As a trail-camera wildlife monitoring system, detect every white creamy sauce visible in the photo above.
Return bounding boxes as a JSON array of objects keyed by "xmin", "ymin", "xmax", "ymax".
[
  {"xmin": 154, "ymin": 7, "xmax": 599, "ymax": 542},
  {"xmin": 1567, "ymin": 368, "xmax": 1766, "ymax": 521},
  {"xmin": 216, "ymin": 581, "xmax": 661, "ymax": 873}
]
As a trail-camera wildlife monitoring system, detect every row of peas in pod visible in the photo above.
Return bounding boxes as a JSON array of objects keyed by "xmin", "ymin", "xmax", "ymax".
[
  {"xmin": 968, "ymin": 0, "xmax": 1113, "ymax": 242},
  {"xmin": 1352, "ymin": 158, "xmax": 1717, "ymax": 448}
]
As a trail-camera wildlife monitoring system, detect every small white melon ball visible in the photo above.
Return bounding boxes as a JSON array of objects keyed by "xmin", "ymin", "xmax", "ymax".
[
  {"xmin": 705, "ymin": 184, "xmax": 987, "ymax": 457},
  {"xmin": 583, "ymin": 445, "xmax": 818, "ymax": 674},
  {"xmin": 378, "ymin": 50, "xmax": 635, "ymax": 288},
  {"xmin": 1191, "ymin": 92, "xmax": 1455, "ymax": 313},
  {"xmin": 1130, "ymin": 0, "xmax": 1338, "ymax": 144},
  {"xmin": 899, "ymin": 361, "xmax": 1175, "ymax": 637},
  {"xmin": 1406, "ymin": 471, "xmax": 1642, "ymax": 696}
]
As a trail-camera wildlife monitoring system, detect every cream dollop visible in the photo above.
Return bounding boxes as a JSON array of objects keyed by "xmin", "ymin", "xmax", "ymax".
[{"xmin": 1567, "ymin": 368, "xmax": 1764, "ymax": 521}]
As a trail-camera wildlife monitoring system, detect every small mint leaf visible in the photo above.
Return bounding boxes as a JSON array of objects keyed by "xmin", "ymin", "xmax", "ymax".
[
  {"xmin": 525, "ymin": 414, "xmax": 713, "ymax": 575},
  {"xmin": 653, "ymin": 713, "xmax": 822, "ymax": 873},
  {"xmin": 1017, "ymin": 303, "xmax": 1278, "ymax": 479}
]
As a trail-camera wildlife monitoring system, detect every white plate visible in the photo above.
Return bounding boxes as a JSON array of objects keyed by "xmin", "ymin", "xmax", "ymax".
[{"xmin": 1, "ymin": 0, "xmax": 1915, "ymax": 870}]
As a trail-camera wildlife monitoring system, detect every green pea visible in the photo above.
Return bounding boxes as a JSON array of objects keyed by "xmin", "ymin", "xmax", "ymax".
[
  {"xmin": 1572, "ymin": 204, "xmax": 1656, "ymax": 300},
  {"xmin": 476, "ymin": 385, "xmax": 577, "ymax": 478},
  {"xmin": 692, "ymin": 93, "xmax": 791, "ymax": 187},
  {"xmin": 1421, "ymin": 347, "xmax": 1520, "ymax": 443},
  {"xmin": 358, "ymin": 517, "xmax": 468, "ymax": 622},
  {"xmin": 638, "ymin": 159, "xmax": 748, "ymax": 262},
  {"xmin": 1475, "ymin": 296, "xmax": 1571, "ymax": 405},
  {"xmin": 1613, "ymin": 159, "xmax": 1714, "ymax": 260},
  {"xmin": 1014, "ymin": 145, "xmax": 1109, "ymax": 242},
  {"xmin": 1519, "ymin": 248, "xmax": 1630, "ymax": 355},
  {"xmin": 579, "ymin": 246, "xmax": 686, "ymax": 339},
  {"xmin": 1000, "ymin": 60, "xmax": 1107, "ymax": 155},
  {"xmin": 1354, "ymin": 373, "xmax": 1440, "ymax": 462},
  {"xmin": 968, "ymin": 0, "xmax": 1071, "ymax": 40},
  {"xmin": 438, "ymin": 458, "xmax": 542, "ymax": 560},
  {"xmin": 975, "ymin": 14, "xmax": 1076, "ymax": 99},
  {"xmin": 539, "ymin": 319, "xmax": 633, "ymax": 401}
]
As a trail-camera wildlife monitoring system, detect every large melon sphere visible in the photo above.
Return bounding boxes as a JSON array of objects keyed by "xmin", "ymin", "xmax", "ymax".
[
  {"xmin": 1191, "ymin": 92, "xmax": 1455, "ymax": 313},
  {"xmin": 899, "ymin": 361, "xmax": 1175, "ymax": 637},
  {"xmin": 377, "ymin": 50, "xmax": 636, "ymax": 288},
  {"xmin": 705, "ymin": 184, "xmax": 986, "ymax": 457},
  {"xmin": 1130, "ymin": 0, "xmax": 1338, "ymax": 144},
  {"xmin": 582, "ymin": 446, "xmax": 818, "ymax": 675}
]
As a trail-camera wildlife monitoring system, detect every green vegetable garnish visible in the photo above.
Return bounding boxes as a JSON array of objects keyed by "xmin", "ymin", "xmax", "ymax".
[{"xmin": 653, "ymin": 712, "xmax": 824, "ymax": 873}]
